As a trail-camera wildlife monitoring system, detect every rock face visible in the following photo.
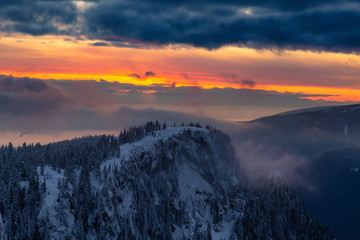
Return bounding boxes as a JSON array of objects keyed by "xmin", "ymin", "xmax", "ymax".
[{"xmin": 0, "ymin": 124, "xmax": 336, "ymax": 239}]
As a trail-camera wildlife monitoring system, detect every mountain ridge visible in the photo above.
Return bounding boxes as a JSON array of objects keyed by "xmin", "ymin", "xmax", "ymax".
[{"xmin": 0, "ymin": 123, "xmax": 336, "ymax": 239}]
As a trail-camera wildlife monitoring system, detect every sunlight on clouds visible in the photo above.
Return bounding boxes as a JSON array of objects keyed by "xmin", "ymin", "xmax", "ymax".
[
  {"xmin": 260, "ymin": 85, "xmax": 360, "ymax": 102},
  {"xmin": 1, "ymin": 35, "xmax": 360, "ymax": 102},
  {"xmin": 73, "ymin": 1, "xmax": 97, "ymax": 12},
  {"xmin": 244, "ymin": 8, "xmax": 253, "ymax": 15}
]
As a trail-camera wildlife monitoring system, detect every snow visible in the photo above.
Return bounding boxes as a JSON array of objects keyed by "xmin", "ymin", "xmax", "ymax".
[
  {"xmin": 351, "ymin": 167, "xmax": 359, "ymax": 173},
  {"xmin": 172, "ymin": 225, "xmax": 185, "ymax": 239},
  {"xmin": 101, "ymin": 157, "xmax": 124, "ymax": 171},
  {"xmin": 178, "ymin": 163, "xmax": 213, "ymax": 200},
  {"xmin": 118, "ymin": 188, "xmax": 134, "ymax": 215},
  {"xmin": 153, "ymin": 190, "xmax": 160, "ymax": 206},
  {"xmin": 103, "ymin": 126, "xmax": 214, "ymax": 201},
  {"xmin": 31, "ymin": 126, "xmax": 240, "ymax": 239},
  {"xmin": 101, "ymin": 126, "xmax": 209, "ymax": 170},
  {"xmin": 37, "ymin": 166, "xmax": 65, "ymax": 227},
  {"xmin": 0, "ymin": 212, "xmax": 4, "ymax": 240},
  {"xmin": 19, "ymin": 181, "xmax": 29, "ymax": 189},
  {"xmin": 98, "ymin": 128, "xmax": 210, "ymax": 220},
  {"xmin": 211, "ymin": 221, "xmax": 235, "ymax": 240},
  {"xmin": 99, "ymin": 127, "xmax": 212, "ymax": 218}
]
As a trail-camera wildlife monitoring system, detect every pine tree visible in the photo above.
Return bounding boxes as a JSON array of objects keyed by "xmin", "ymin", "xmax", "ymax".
[
  {"xmin": 0, "ymin": 212, "xmax": 4, "ymax": 240},
  {"xmin": 41, "ymin": 176, "xmax": 46, "ymax": 193}
]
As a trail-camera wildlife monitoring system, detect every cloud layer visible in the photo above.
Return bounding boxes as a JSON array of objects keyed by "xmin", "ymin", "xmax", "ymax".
[
  {"xmin": 0, "ymin": 75, "xmax": 68, "ymax": 117},
  {"xmin": 0, "ymin": 75, "xmax": 351, "ymax": 133},
  {"xmin": 1, "ymin": 0, "xmax": 360, "ymax": 52}
]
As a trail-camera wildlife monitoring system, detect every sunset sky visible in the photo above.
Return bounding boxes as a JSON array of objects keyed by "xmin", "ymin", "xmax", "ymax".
[{"xmin": 1, "ymin": 0, "xmax": 360, "ymax": 144}]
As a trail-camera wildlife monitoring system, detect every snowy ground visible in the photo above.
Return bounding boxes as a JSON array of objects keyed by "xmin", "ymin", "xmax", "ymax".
[
  {"xmin": 178, "ymin": 163, "xmax": 213, "ymax": 200},
  {"xmin": 211, "ymin": 221, "xmax": 235, "ymax": 240},
  {"xmin": 32, "ymin": 126, "xmax": 239, "ymax": 239},
  {"xmin": 37, "ymin": 166, "xmax": 65, "ymax": 233},
  {"xmin": 102, "ymin": 126, "xmax": 208, "ymax": 170}
]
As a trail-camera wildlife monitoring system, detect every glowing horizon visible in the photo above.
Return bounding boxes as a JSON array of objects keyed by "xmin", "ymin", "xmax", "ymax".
[{"xmin": 1, "ymin": 35, "xmax": 360, "ymax": 102}]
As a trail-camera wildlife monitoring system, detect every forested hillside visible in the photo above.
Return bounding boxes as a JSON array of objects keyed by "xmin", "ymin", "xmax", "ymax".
[{"xmin": 0, "ymin": 122, "xmax": 336, "ymax": 239}]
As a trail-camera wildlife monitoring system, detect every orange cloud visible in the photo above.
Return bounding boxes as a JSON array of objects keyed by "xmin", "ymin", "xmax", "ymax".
[{"xmin": 1, "ymin": 35, "xmax": 360, "ymax": 101}]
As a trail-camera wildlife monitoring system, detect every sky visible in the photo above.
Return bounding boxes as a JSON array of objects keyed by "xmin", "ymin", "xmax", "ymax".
[{"xmin": 1, "ymin": 0, "xmax": 360, "ymax": 144}]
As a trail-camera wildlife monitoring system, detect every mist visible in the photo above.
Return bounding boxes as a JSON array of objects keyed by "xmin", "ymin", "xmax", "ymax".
[
  {"xmin": 0, "ymin": 75, "xmax": 354, "ymax": 194},
  {"xmin": 233, "ymin": 140, "xmax": 311, "ymax": 188}
]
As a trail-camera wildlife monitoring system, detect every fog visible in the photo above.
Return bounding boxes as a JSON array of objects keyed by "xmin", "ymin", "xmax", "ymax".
[{"xmin": 0, "ymin": 75, "xmax": 355, "ymax": 194}]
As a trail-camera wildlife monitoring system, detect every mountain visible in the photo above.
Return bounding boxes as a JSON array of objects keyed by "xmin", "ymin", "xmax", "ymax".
[
  {"xmin": 238, "ymin": 104, "xmax": 360, "ymax": 158},
  {"xmin": 254, "ymin": 103, "xmax": 360, "ymax": 137},
  {"xmin": 0, "ymin": 123, "xmax": 336, "ymax": 239},
  {"xmin": 236, "ymin": 104, "xmax": 360, "ymax": 239},
  {"xmin": 300, "ymin": 147, "xmax": 360, "ymax": 240},
  {"xmin": 274, "ymin": 106, "xmax": 339, "ymax": 116}
]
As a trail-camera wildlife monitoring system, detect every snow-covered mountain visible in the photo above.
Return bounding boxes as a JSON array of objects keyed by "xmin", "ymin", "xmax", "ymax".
[{"xmin": 0, "ymin": 123, "xmax": 336, "ymax": 239}]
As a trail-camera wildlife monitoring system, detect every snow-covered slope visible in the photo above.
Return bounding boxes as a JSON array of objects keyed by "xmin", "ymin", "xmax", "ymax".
[
  {"xmin": 98, "ymin": 126, "xmax": 241, "ymax": 239},
  {"xmin": 0, "ymin": 125, "xmax": 337, "ymax": 239},
  {"xmin": 102, "ymin": 126, "xmax": 209, "ymax": 169}
]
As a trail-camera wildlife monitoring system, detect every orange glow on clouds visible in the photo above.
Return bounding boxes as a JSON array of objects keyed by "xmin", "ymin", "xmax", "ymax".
[
  {"xmin": 258, "ymin": 85, "xmax": 360, "ymax": 102},
  {"xmin": 1, "ymin": 35, "xmax": 360, "ymax": 101}
]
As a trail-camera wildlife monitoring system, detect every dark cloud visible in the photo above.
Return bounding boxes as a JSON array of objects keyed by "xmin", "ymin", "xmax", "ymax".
[
  {"xmin": 181, "ymin": 73, "xmax": 189, "ymax": 79},
  {"xmin": 2, "ymin": 0, "xmax": 359, "ymax": 52},
  {"xmin": 129, "ymin": 73, "xmax": 141, "ymax": 79},
  {"xmin": 0, "ymin": 75, "xmax": 48, "ymax": 92},
  {"xmin": 63, "ymin": 37, "xmax": 74, "ymax": 42},
  {"xmin": 220, "ymin": 72, "xmax": 237, "ymax": 81},
  {"xmin": 90, "ymin": 41, "xmax": 110, "ymax": 46},
  {"xmin": 241, "ymin": 79, "xmax": 257, "ymax": 88},
  {"xmin": 0, "ymin": 0, "xmax": 357, "ymax": 52},
  {"xmin": 81, "ymin": 0, "xmax": 360, "ymax": 52},
  {"xmin": 145, "ymin": 71, "xmax": 156, "ymax": 77},
  {"xmin": 226, "ymin": 76, "xmax": 257, "ymax": 88},
  {"xmin": 0, "ymin": 0, "xmax": 78, "ymax": 36},
  {"xmin": 114, "ymin": 0, "xmax": 342, "ymax": 11},
  {"xmin": 0, "ymin": 75, "xmax": 68, "ymax": 117}
]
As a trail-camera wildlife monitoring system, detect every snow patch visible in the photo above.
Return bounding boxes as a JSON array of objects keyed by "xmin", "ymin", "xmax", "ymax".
[
  {"xmin": 101, "ymin": 126, "xmax": 208, "ymax": 170},
  {"xmin": 0, "ymin": 212, "xmax": 4, "ymax": 240},
  {"xmin": 178, "ymin": 163, "xmax": 213, "ymax": 200},
  {"xmin": 37, "ymin": 166, "xmax": 65, "ymax": 226},
  {"xmin": 211, "ymin": 220, "xmax": 235, "ymax": 240},
  {"xmin": 19, "ymin": 181, "xmax": 29, "ymax": 189}
]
